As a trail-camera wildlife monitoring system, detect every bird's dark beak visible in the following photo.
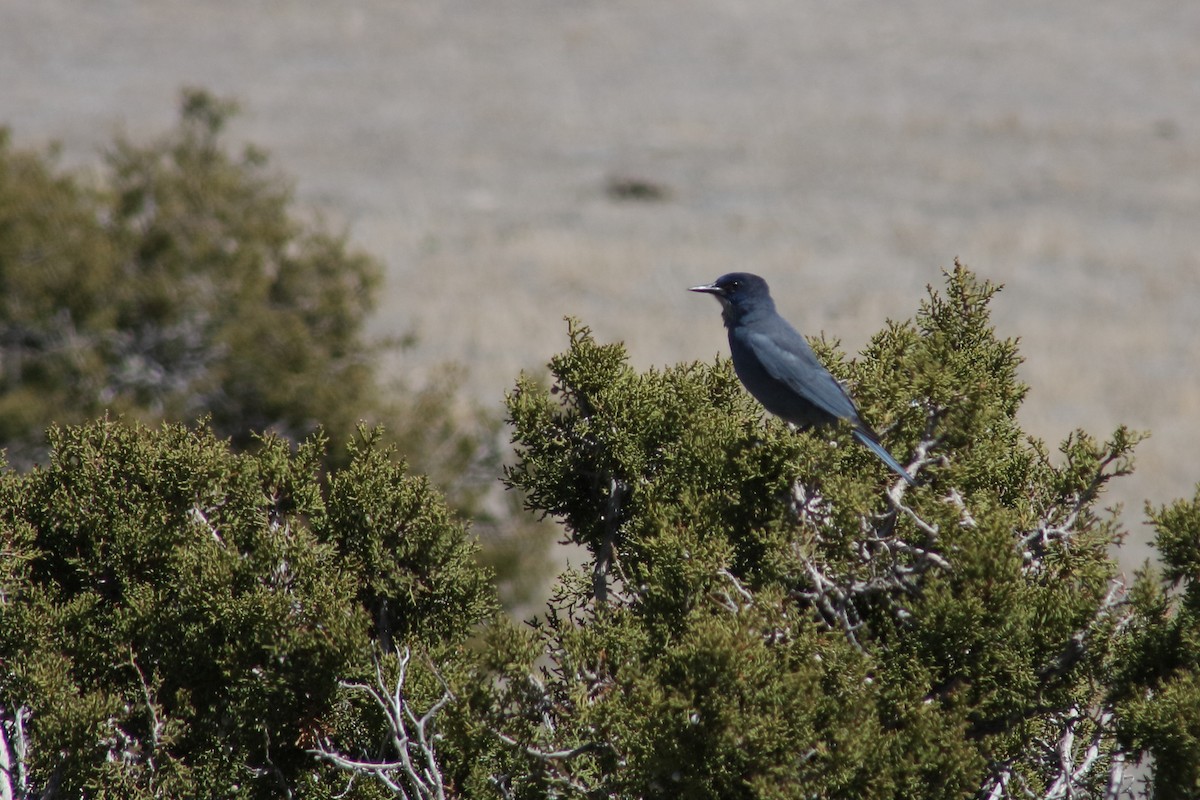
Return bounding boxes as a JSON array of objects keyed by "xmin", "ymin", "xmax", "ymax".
[{"xmin": 689, "ymin": 283, "xmax": 724, "ymax": 296}]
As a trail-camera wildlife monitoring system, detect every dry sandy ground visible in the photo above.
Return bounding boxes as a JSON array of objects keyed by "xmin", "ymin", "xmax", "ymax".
[{"xmin": 3, "ymin": 1, "xmax": 1199, "ymax": 569}]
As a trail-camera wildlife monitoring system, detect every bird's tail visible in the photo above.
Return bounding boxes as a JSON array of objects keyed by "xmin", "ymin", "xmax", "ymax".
[{"xmin": 852, "ymin": 428, "xmax": 917, "ymax": 486}]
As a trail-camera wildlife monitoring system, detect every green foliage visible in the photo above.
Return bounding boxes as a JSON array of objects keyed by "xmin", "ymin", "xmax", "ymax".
[
  {"xmin": 322, "ymin": 427, "xmax": 497, "ymax": 649},
  {"xmin": 0, "ymin": 90, "xmax": 381, "ymax": 468},
  {"xmin": 486, "ymin": 264, "xmax": 1157, "ymax": 798},
  {"xmin": 0, "ymin": 86, "xmax": 548, "ymax": 614},
  {"xmin": 1112, "ymin": 486, "xmax": 1200, "ymax": 799},
  {"xmin": 0, "ymin": 418, "xmax": 495, "ymax": 798}
]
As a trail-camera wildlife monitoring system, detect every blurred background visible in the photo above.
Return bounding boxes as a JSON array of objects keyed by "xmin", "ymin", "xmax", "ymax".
[{"xmin": 3, "ymin": 0, "xmax": 1198, "ymax": 569}]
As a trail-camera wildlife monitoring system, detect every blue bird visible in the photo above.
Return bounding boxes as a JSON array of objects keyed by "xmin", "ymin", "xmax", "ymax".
[{"xmin": 690, "ymin": 272, "xmax": 916, "ymax": 486}]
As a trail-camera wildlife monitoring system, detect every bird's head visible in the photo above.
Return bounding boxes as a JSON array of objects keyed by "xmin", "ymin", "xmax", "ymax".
[{"xmin": 689, "ymin": 272, "xmax": 773, "ymax": 319}]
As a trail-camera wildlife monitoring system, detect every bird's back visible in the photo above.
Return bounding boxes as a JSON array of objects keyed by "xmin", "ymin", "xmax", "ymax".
[{"xmin": 726, "ymin": 308, "xmax": 862, "ymax": 429}]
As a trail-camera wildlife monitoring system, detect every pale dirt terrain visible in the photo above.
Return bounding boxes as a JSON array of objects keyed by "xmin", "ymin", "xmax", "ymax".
[{"xmin": 3, "ymin": 1, "xmax": 1199, "ymax": 571}]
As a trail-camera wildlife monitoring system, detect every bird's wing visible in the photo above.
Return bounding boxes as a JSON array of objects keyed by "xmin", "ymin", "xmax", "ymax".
[{"xmin": 740, "ymin": 327, "xmax": 861, "ymax": 422}]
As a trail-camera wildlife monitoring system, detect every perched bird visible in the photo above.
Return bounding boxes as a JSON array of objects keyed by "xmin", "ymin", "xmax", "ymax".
[{"xmin": 690, "ymin": 272, "xmax": 916, "ymax": 486}]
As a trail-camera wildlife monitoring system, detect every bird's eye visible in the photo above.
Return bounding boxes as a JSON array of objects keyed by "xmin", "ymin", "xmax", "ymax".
[{"xmin": 726, "ymin": 280, "xmax": 740, "ymax": 291}]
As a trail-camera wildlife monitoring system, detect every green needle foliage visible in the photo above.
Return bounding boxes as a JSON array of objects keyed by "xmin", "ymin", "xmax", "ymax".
[
  {"xmin": 0, "ymin": 419, "xmax": 495, "ymax": 799},
  {"xmin": 1114, "ymin": 488, "xmax": 1200, "ymax": 799},
  {"xmin": 0, "ymin": 90, "xmax": 382, "ymax": 469},
  {"xmin": 483, "ymin": 264, "xmax": 1196, "ymax": 799}
]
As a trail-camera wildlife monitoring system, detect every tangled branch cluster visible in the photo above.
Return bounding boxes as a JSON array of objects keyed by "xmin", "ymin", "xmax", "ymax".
[{"xmin": 311, "ymin": 647, "xmax": 452, "ymax": 800}]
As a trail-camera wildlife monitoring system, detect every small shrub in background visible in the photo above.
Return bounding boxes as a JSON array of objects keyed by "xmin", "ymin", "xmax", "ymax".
[
  {"xmin": 0, "ymin": 88, "xmax": 554, "ymax": 614},
  {"xmin": 0, "ymin": 90, "xmax": 380, "ymax": 466}
]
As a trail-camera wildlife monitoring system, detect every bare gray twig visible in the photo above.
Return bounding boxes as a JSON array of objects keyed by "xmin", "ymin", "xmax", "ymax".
[{"xmin": 311, "ymin": 646, "xmax": 452, "ymax": 800}]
